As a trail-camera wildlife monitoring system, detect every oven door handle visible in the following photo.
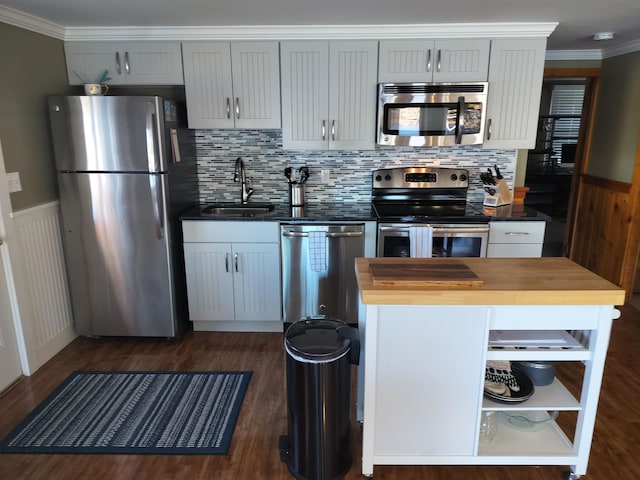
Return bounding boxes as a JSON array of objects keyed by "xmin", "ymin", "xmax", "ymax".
[
  {"xmin": 378, "ymin": 225, "xmax": 489, "ymax": 234},
  {"xmin": 432, "ymin": 226, "xmax": 489, "ymax": 234}
]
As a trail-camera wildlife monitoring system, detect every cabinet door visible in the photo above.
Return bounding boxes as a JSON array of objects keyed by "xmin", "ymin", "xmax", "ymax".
[
  {"xmin": 182, "ymin": 42, "xmax": 235, "ymax": 128},
  {"xmin": 120, "ymin": 42, "xmax": 184, "ymax": 85},
  {"xmin": 65, "ymin": 42, "xmax": 126, "ymax": 85},
  {"xmin": 184, "ymin": 243, "xmax": 235, "ymax": 321},
  {"xmin": 378, "ymin": 40, "xmax": 435, "ymax": 82},
  {"xmin": 232, "ymin": 243, "xmax": 282, "ymax": 322},
  {"xmin": 328, "ymin": 41, "xmax": 378, "ymax": 150},
  {"xmin": 231, "ymin": 42, "xmax": 281, "ymax": 128},
  {"xmin": 483, "ymin": 38, "xmax": 547, "ymax": 149},
  {"xmin": 431, "ymin": 39, "xmax": 490, "ymax": 82},
  {"xmin": 372, "ymin": 305, "xmax": 488, "ymax": 456},
  {"xmin": 280, "ymin": 41, "xmax": 330, "ymax": 149},
  {"xmin": 378, "ymin": 39, "xmax": 489, "ymax": 83}
]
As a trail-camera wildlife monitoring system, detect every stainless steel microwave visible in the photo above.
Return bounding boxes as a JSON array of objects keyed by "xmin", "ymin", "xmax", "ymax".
[{"xmin": 376, "ymin": 82, "xmax": 489, "ymax": 147}]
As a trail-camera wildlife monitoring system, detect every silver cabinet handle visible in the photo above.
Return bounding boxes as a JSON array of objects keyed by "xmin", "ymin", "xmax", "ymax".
[
  {"xmin": 437, "ymin": 49, "xmax": 442, "ymax": 72},
  {"xmin": 487, "ymin": 118, "xmax": 492, "ymax": 140},
  {"xmin": 235, "ymin": 97, "xmax": 240, "ymax": 119},
  {"xmin": 321, "ymin": 120, "xmax": 326, "ymax": 141},
  {"xmin": 426, "ymin": 49, "xmax": 432, "ymax": 72},
  {"xmin": 331, "ymin": 120, "xmax": 336, "ymax": 141},
  {"xmin": 505, "ymin": 232, "xmax": 531, "ymax": 236},
  {"xmin": 282, "ymin": 231, "xmax": 363, "ymax": 238},
  {"xmin": 225, "ymin": 253, "xmax": 229, "ymax": 272},
  {"xmin": 115, "ymin": 52, "xmax": 122, "ymax": 74},
  {"xmin": 124, "ymin": 52, "xmax": 130, "ymax": 74},
  {"xmin": 226, "ymin": 98, "xmax": 231, "ymax": 119},
  {"xmin": 234, "ymin": 252, "xmax": 239, "ymax": 272}
]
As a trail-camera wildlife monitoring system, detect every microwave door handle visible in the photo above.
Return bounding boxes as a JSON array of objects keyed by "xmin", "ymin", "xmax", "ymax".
[{"xmin": 455, "ymin": 96, "xmax": 465, "ymax": 144}]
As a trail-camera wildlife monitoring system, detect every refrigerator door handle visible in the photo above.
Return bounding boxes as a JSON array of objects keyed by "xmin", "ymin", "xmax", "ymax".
[
  {"xmin": 145, "ymin": 102, "xmax": 161, "ymax": 172},
  {"xmin": 149, "ymin": 175, "xmax": 165, "ymax": 240}
]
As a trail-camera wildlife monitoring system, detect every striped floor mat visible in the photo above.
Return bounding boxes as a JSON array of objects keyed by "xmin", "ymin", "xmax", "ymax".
[{"xmin": 0, "ymin": 370, "xmax": 251, "ymax": 454}]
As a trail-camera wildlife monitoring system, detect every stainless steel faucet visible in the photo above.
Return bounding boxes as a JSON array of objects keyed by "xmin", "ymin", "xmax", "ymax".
[{"xmin": 234, "ymin": 157, "xmax": 254, "ymax": 204}]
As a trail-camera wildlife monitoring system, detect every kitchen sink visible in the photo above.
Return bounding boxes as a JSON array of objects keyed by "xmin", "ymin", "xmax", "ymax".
[{"xmin": 201, "ymin": 203, "xmax": 275, "ymax": 216}]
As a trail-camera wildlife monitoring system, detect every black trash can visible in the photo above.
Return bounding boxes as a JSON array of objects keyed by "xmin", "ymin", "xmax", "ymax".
[{"xmin": 279, "ymin": 316, "xmax": 360, "ymax": 480}]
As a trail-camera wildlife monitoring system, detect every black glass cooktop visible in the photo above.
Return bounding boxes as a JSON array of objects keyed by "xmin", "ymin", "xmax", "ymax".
[{"xmin": 372, "ymin": 201, "xmax": 488, "ymax": 223}]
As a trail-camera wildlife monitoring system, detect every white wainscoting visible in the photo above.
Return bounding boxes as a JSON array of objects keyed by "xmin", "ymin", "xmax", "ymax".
[{"xmin": 12, "ymin": 201, "xmax": 75, "ymax": 372}]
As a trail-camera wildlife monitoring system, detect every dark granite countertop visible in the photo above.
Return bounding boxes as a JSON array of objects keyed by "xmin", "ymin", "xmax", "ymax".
[
  {"xmin": 180, "ymin": 202, "xmax": 548, "ymax": 223},
  {"xmin": 180, "ymin": 202, "xmax": 377, "ymax": 222}
]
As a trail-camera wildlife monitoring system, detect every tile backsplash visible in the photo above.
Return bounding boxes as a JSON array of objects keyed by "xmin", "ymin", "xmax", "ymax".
[{"xmin": 196, "ymin": 129, "xmax": 517, "ymax": 205}]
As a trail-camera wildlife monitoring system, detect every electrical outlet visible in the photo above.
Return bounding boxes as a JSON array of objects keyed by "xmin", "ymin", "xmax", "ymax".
[
  {"xmin": 320, "ymin": 169, "xmax": 330, "ymax": 184},
  {"xmin": 7, "ymin": 172, "xmax": 22, "ymax": 193}
]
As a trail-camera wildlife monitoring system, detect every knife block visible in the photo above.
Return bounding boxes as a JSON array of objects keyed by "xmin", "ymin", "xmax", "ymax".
[{"xmin": 483, "ymin": 178, "xmax": 512, "ymax": 207}]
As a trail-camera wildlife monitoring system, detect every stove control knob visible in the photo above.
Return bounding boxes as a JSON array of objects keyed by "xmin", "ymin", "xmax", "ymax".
[
  {"xmin": 375, "ymin": 175, "xmax": 382, "ymax": 182},
  {"xmin": 450, "ymin": 173, "xmax": 458, "ymax": 181},
  {"xmin": 384, "ymin": 174, "xmax": 392, "ymax": 181},
  {"xmin": 460, "ymin": 174, "xmax": 467, "ymax": 181}
]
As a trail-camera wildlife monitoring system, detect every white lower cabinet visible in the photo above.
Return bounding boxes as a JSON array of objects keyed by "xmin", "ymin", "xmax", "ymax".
[
  {"xmin": 487, "ymin": 221, "xmax": 546, "ymax": 258},
  {"xmin": 182, "ymin": 221, "xmax": 282, "ymax": 332},
  {"xmin": 361, "ymin": 303, "xmax": 616, "ymax": 478}
]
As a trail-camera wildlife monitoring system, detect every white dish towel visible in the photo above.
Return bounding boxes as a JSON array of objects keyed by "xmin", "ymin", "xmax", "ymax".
[
  {"xmin": 409, "ymin": 226, "xmax": 433, "ymax": 258},
  {"xmin": 308, "ymin": 231, "xmax": 327, "ymax": 272}
]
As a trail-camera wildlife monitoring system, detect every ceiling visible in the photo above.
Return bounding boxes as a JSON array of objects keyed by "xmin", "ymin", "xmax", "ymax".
[{"xmin": 2, "ymin": 0, "xmax": 640, "ymax": 53}]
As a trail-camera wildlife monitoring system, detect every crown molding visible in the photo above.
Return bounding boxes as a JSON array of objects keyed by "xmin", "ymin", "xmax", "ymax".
[
  {"xmin": 602, "ymin": 39, "xmax": 640, "ymax": 59},
  {"xmin": 0, "ymin": 5, "xmax": 64, "ymax": 39},
  {"xmin": 545, "ymin": 49, "xmax": 602, "ymax": 61},
  {"xmin": 63, "ymin": 22, "xmax": 558, "ymax": 41}
]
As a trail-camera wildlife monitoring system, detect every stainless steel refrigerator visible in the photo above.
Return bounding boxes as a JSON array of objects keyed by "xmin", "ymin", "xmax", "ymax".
[{"xmin": 48, "ymin": 96, "xmax": 197, "ymax": 337}]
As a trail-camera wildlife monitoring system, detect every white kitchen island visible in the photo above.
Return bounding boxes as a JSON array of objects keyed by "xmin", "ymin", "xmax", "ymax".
[{"xmin": 355, "ymin": 257, "xmax": 625, "ymax": 479}]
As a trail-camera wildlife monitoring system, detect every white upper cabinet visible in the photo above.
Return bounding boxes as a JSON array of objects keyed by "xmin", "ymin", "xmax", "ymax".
[
  {"xmin": 378, "ymin": 39, "xmax": 490, "ymax": 83},
  {"xmin": 483, "ymin": 38, "xmax": 547, "ymax": 149},
  {"xmin": 182, "ymin": 42, "xmax": 281, "ymax": 129},
  {"xmin": 64, "ymin": 42, "xmax": 184, "ymax": 85},
  {"xmin": 280, "ymin": 40, "xmax": 378, "ymax": 150}
]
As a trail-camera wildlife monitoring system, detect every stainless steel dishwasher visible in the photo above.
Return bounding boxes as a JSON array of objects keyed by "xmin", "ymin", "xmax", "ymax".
[{"xmin": 281, "ymin": 224, "xmax": 365, "ymax": 326}]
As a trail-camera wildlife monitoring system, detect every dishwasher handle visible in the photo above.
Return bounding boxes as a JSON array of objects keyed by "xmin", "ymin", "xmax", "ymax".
[{"xmin": 282, "ymin": 230, "xmax": 363, "ymax": 238}]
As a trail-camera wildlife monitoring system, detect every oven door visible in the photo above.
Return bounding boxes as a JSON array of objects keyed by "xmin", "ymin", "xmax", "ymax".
[{"xmin": 377, "ymin": 224, "xmax": 489, "ymax": 258}]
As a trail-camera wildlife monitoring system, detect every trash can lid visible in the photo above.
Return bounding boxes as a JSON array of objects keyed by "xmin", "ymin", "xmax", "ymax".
[{"xmin": 285, "ymin": 317, "xmax": 350, "ymax": 363}]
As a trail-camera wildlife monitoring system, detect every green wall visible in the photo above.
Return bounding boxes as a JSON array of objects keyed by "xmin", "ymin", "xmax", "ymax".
[
  {"xmin": 0, "ymin": 22, "xmax": 72, "ymax": 211},
  {"xmin": 587, "ymin": 51, "xmax": 640, "ymax": 182}
]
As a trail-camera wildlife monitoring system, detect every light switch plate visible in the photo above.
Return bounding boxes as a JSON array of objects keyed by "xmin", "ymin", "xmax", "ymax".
[{"xmin": 7, "ymin": 172, "xmax": 22, "ymax": 193}]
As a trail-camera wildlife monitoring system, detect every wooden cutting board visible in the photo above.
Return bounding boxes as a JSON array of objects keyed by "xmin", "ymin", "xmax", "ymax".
[{"xmin": 369, "ymin": 261, "xmax": 483, "ymax": 287}]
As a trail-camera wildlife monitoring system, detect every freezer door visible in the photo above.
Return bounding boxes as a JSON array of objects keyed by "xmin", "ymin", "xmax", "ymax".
[
  {"xmin": 48, "ymin": 96, "xmax": 166, "ymax": 173},
  {"xmin": 58, "ymin": 172, "xmax": 177, "ymax": 337}
]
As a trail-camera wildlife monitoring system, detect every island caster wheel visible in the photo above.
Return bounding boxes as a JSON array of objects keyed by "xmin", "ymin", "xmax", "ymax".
[{"xmin": 563, "ymin": 471, "xmax": 580, "ymax": 480}]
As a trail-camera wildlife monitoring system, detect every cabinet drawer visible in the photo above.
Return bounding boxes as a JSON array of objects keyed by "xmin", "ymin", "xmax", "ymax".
[
  {"xmin": 487, "ymin": 243, "xmax": 542, "ymax": 258},
  {"xmin": 489, "ymin": 221, "xmax": 545, "ymax": 244},
  {"xmin": 182, "ymin": 221, "xmax": 279, "ymax": 243}
]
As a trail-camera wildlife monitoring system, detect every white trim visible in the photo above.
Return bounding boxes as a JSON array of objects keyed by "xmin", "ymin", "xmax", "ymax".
[
  {"xmin": 0, "ymin": 5, "xmax": 65, "ymax": 40},
  {"xmin": 62, "ymin": 22, "xmax": 558, "ymax": 41},
  {"xmin": 546, "ymin": 49, "xmax": 603, "ymax": 61},
  {"xmin": 11, "ymin": 200, "xmax": 61, "ymax": 221},
  {"xmin": 602, "ymin": 39, "xmax": 640, "ymax": 58}
]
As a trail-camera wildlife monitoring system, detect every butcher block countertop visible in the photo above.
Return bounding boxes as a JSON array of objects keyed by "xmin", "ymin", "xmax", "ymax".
[{"xmin": 355, "ymin": 257, "xmax": 625, "ymax": 305}]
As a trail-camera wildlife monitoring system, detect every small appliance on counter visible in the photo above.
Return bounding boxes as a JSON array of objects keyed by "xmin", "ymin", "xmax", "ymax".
[{"xmin": 481, "ymin": 166, "xmax": 512, "ymax": 207}]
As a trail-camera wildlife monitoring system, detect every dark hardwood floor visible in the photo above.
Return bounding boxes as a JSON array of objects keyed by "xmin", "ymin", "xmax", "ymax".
[{"xmin": 1, "ymin": 303, "xmax": 639, "ymax": 480}]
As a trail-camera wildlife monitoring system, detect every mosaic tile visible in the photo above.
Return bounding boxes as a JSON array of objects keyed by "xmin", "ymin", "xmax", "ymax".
[{"xmin": 195, "ymin": 130, "xmax": 517, "ymax": 204}]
